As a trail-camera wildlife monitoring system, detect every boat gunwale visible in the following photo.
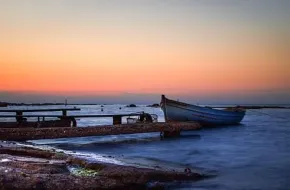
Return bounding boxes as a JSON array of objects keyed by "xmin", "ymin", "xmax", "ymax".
[
  {"xmin": 164, "ymin": 101, "xmax": 245, "ymax": 119},
  {"xmin": 163, "ymin": 97, "xmax": 245, "ymax": 113},
  {"xmin": 161, "ymin": 97, "xmax": 246, "ymax": 118}
]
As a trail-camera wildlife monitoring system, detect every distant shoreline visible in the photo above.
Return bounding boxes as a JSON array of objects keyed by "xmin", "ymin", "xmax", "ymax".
[
  {"xmin": 1, "ymin": 102, "xmax": 289, "ymax": 109},
  {"xmin": 1, "ymin": 102, "xmax": 161, "ymax": 107},
  {"xmin": 6, "ymin": 103, "xmax": 101, "ymax": 106}
]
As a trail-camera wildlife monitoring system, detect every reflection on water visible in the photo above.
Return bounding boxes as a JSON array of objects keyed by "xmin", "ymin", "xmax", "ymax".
[{"xmin": 4, "ymin": 105, "xmax": 290, "ymax": 190}]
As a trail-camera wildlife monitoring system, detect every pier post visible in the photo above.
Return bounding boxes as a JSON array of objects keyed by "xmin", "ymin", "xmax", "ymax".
[
  {"xmin": 161, "ymin": 130, "xmax": 181, "ymax": 138},
  {"xmin": 164, "ymin": 130, "xmax": 180, "ymax": 137},
  {"xmin": 62, "ymin": 110, "xmax": 67, "ymax": 117},
  {"xmin": 15, "ymin": 111, "xmax": 23, "ymax": 122},
  {"xmin": 71, "ymin": 117, "xmax": 77, "ymax": 127},
  {"xmin": 113, "ymin": 115, "xmax": 122, "ymax": 125}
]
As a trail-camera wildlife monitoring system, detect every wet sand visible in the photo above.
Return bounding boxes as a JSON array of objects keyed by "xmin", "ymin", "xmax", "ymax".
[{"xmin": 0, "ymin": 140, "xmax": 209, "ymax": 190}]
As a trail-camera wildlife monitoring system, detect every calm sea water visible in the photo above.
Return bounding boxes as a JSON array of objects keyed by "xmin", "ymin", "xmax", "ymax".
[{"xmin": 2, "ymin": 105, "xmax": 290, "ymax": 190}]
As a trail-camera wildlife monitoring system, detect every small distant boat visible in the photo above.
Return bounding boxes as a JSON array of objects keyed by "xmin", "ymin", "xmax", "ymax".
[{"xmin": 160, "ymin": 95, "xmax": 246, "ymax": 126}]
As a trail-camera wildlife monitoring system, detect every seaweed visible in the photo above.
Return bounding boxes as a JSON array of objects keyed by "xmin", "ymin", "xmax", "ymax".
[{"xmin": 70, "ymin": 167, "xmax": 99, "ymax": 177}]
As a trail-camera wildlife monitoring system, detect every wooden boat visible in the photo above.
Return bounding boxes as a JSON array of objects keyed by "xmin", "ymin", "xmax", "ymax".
[{"xmin": 160, "ymin": 95, "xmax": 246, "ymax": 126}]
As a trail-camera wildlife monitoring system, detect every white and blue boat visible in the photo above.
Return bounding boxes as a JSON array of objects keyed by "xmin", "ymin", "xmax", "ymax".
[{"xmin": 160, "ymin": 95, "xmax": 246, "ymax": 126}]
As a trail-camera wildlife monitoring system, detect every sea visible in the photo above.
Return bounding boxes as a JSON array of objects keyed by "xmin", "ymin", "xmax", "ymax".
[{"xmin": 1, "ymin": 105, "xmax": 290, "ymax": 190}]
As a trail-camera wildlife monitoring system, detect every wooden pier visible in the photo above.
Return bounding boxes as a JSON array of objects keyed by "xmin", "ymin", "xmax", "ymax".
[
  {"xmin": 0, "ymin": 108, "xmax": 201, "ymax": 141},
  {"xmin": 0, "ymin": 108, "xmax": 152, "ymax": 128},
  {"xmin": 0, "ymin": 108, "xmax": 81, "ymax": 128},
  {"xmin": 0, "ymin": 122, "xmax": 201, "ymax": 141}
]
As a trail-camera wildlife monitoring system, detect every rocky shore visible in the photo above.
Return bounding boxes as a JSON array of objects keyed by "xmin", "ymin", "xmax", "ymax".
[{"xmin": 0, "ymin": 141, "xmax": 209, "ymax": 190}]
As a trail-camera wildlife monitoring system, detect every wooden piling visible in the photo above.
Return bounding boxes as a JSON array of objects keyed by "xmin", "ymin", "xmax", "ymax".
[
  {"xmin": 0, "ymin": 122, "xmax": 201, "ymax": 141},
  {"xmin": 113, "ymin": 115, "xmax": 122, "ymax": 125},
  {"xmin": 163, "ymin": 130, "xmax": 181, "ymax": 138}
]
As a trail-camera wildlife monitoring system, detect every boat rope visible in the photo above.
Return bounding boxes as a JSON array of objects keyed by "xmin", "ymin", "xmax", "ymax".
[
  {"xmin": 247, "ymin": 109, "xmax": 290, "ymax": 121},
  {"xmin": 126, "ymin": 112, "xmax": 158, "ymax": 123}
]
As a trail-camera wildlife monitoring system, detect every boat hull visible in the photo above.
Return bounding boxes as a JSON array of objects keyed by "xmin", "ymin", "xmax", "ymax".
[{"xmin": 161, "ymin": 96, "xmax": 246, "ymax": 126}]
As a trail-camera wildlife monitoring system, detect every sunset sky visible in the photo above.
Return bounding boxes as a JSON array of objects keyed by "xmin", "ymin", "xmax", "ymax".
[{"xmin": 1, "ymin": 0, "xmax": 289, "ymax": 104}]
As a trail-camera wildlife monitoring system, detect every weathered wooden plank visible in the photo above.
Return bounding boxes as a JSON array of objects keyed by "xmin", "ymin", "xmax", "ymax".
[
  {"xmin": 0, "ymin": 108, "xmax": 80, "ymax": 112},
  {"xmin": 0, "ymin": 122, "xmax": 201, "ymax": 141},
  {"xmin": 0, "ymin": 120, "xmax": 72, "ymax": 128},
  {"xmin": 72, "ymin": 114, "xmax": 141, "ymax": 118},
  {"xmin": 0, "ymin": 114, "xmax": 141, "ymax": 118}
]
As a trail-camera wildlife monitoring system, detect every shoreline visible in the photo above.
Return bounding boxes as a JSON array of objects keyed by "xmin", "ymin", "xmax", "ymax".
[{"xmin": 0, "ymin": 140, "xmax": 211, "ymax": 190}]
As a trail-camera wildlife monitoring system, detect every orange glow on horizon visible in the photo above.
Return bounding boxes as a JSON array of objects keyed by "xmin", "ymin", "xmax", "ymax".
[
  {"xmin": 1, "ymin": 38, "xmax": 289, "ymax": 96},
  {"xmin": 1, "ymin": 1, "xmax": 289, "ymax": 98}
]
